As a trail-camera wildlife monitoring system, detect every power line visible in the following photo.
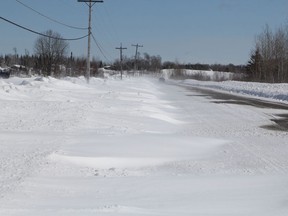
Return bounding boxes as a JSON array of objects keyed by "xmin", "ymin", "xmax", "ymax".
[
  {"xmin": 92, "ymin": 22, "xmax": 116, "ymax": 58},
  {"xmin": 103, "ymin": 5, "xmax": 119, "ymax": 42},
  {"xmin": 92, "ymin": 13, "xmax": 117, "ymax": 53},
  {"xmin": 92, "ymin": 5, "xmax": 119, "ymax": 44},
  {"xmin": 91, "ymin": 33, "xmax": 111, "ymax": 62},
  {"xmin": 15, "ymin": 0, "xmax": 87, "ymax": 30},
  {"xmin": 0, "ymin": 16, "xmax": 88, "ymax": 41}
]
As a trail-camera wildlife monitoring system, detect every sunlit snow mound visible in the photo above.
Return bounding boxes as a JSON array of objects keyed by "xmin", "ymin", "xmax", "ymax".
[{"xmin": 50, "ymin": 134, "xmax": 226, "ymax": 169}]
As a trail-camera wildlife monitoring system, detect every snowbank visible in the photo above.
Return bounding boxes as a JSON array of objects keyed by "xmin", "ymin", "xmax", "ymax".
[{"xmin": 162, "ymin": 69, "xmax": 237, "ymax": 80}]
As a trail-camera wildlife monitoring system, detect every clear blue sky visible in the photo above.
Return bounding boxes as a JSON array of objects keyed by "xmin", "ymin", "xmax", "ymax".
[{"xmin": 1, "ymin": 0, "xmax": 288, "ymax": 65}]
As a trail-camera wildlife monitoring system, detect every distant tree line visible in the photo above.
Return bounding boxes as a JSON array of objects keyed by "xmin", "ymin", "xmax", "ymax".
[
  {"xmin": 0, "ymin": 52, "xmax": 103, "ymax": 77},
  {"xmin": 0, "ymin": 51, "xmax": 247, "ymax": 79},
  {"xmin": 247, "ymin": 24, "xmax": 288, "ymax": 83},
  {"xmin": 1, "ymin": 29, "xmax": 253, "ymax": 80},
  {"xmin": 4, "ymin": 25, "xmax": 288, "ymax": 83},
  {"xmin": 112, "ymin": 53, "xmax": 162, "ymax": 73},
  {"xmin": 0, "ymin": 30, "xmax": 103, "ymax": 77}
]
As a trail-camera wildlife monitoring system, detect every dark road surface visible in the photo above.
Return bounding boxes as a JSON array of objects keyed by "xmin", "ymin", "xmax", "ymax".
[{"xmin": 176, "ymin": 84, "xmax": 288, "ymax": 131}]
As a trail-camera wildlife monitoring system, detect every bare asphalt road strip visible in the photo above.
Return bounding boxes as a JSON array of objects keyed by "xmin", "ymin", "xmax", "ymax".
[{"xmin": 172, "ymin": 82, "xmax": 288, "ymax": 132}]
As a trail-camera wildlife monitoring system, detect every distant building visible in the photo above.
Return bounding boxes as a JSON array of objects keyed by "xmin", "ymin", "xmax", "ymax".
[{"xmin": 0, "ymin": 67, "xmax": 11, "ymax": 78}]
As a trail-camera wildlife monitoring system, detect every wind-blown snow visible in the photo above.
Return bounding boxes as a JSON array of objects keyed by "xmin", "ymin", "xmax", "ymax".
[{"xmin": 0, "ymin": 75, "xmax": 287, "ymax": 216}]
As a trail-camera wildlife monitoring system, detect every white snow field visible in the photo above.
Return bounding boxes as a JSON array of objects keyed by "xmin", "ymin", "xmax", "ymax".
[{"xmin": 0, "ymin": 75, "xmax": 288, "ymax": 215}]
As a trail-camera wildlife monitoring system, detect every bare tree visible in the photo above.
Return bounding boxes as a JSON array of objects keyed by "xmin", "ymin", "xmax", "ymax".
[
  {"xmin": 150, "ymin": 55, "xmax": 162, "ymax": 72},
  {"xmin": 137, "ymin": 53, "xmax": 162, "ymax": 73},
  {"xmin": 250, "ymin": 24, "xmax": 288, "ymax": 83},
  {"xmin": 34, "ymin": 30, "xmax": 69, "ymax": 76},
  {"xmin": 273, "ymin": 27, "xmax": 288, "ymax": 82}
]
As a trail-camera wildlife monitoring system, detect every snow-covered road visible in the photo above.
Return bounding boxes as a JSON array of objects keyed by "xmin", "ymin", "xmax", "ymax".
[{"xmin": 0, "ymin": 76, "xmax": 288, "ymax": 215}]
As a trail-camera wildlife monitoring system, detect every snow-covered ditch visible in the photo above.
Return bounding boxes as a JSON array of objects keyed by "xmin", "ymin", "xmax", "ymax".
[{"xmin": 0, "ymin": 75, "xmax": 288, "ymax": 215}]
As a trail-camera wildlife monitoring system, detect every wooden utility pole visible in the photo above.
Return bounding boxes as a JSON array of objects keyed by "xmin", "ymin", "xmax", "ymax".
[
  {"xmin": 132, "ymin": 43, "xmax": 143, "ymax": 71},
  {"xmin": 116, "ymin": 43, "xmax": 127, "ymax": 80},
  {"xmin": 78, "ymin": 0, "xmax": 103, "ymax": 83}
]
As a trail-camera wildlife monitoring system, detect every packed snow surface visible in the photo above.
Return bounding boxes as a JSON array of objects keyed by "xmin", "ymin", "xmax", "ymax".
[{"xmin": 0, "ymin": 75, "xmax": 288, "ymax": 215}]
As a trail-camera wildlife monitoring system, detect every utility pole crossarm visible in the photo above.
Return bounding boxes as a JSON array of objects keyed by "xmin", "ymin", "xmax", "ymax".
[
  {"xmin": 78, "ymin": 0, "xmax": 103, "ymax": 2},
  {"xmin": 116, "ymin": 43, "xmax": 127, "ymax": 80},
  {"xmin": 116, "ymin": 44, "xmax": 127, "ymax": 60}
]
